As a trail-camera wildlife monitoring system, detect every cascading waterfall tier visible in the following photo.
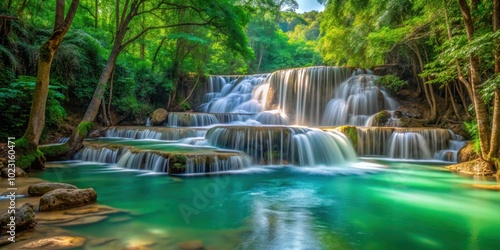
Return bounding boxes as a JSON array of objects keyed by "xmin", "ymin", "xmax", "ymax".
[
  {"xmin": 265, "ymin": 66, "xmax": 353, "ymax": 125},
  {"xmin": 200, "ymin": 74, "xmax": 270, "ymax": 113},
  {"xmin": 205, "ymin": 125, "xmax": 357, "ymax": 166},
  {"xmin": 321, "ymin": 74, "xmax": 399, "ymax": 126},
  {"xmin": 106, "ymin": 126, "xmax": 207, "ymax": 140},
  {"xmin": 75, "ymin": 139, "xmax": 250, "ymax": 174},
  {"xmin": 354, "ymin": 127, "xmax": 464, "ymax": 161},
  {"xmin": 166, "ymin": 112, "xmax": 254, "ymax": 127}
]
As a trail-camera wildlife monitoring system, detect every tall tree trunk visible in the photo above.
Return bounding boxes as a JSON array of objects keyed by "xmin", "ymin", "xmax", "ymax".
[
  {"xmin": 412, "ymin": 42, "xmax": 437, "ymax": 120},
  {"xmin": 458, "ymin": 0, "xmax": 491, "ymax": 159},
  {"xmin": 18, "ymin": 0, "xmax": 79, "ymax": 170},
  {"xmin": 108, "ymin": 67, "xmax": 115, "ymax": 125},
  {"xmin": 489, "ymin": 0, "xmax": 500, "ymax": 168},
  {"xmin": 94, "ymin": 0, "xmax": 98, "ymax": 28},
  {"xmin": 66, "ymin": 1, "xmax": 137, "ymax": 155}
]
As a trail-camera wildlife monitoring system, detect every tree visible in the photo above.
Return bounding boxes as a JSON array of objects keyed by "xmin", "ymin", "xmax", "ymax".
[
  {"xmin": 65, "ymin": 0, "xmax": 252, "ymax": 156},
  {"xmin": 16, "ymin": 0, "xmax": 79, "ymax": 170}
]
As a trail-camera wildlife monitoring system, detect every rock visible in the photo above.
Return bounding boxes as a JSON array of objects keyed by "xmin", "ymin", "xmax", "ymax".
[
  {"xmin": 1, "ymin": 167, "xmax": 27, "ymax": 178},
  {"xmin": 150, "ymin": 108, "xmax": 168, "ymax": 125},
  {"xmin": 178, "ymin": 240, "xmax": 205, "ymax": 250},
  {"xmin": 20, "ymin": 236, "xmax": 86, "ymax": 249},
  {"xmin": 458, "ymin": 142, "xmax": 479, "ymax": 163},
  {"xmin": 446, "ymin": 159, "xmax": 495, "ymax": 176},
  {"xmin": 28, "ymin": 182, "xmax": 77, "ymax": 196},
  {"xmin": 393, "ymin": 110, "xmax": 404, "ymax": 118},
  {"xmin": 88, "ymin": 237, "xmax": 118, "ymax": 247},
  {"xmin": 39, "ymin": 188, "xmax": 97, "ymax": 212},
  {"xmin": 370, "ymin": 111, "xmax": 391, "ymax": 126},
  {"xmin": 0, "ymin": 203, "xmax": 36, "ymax": 235}
]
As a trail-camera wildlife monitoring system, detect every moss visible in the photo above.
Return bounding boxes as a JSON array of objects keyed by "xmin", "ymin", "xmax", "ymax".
[
  {"xmin": 373, "ymin": 111, "xmax": 391, "ymax": 126},
  {"xmin": 12, "ymin": 137, "xmax": 44, "ymax": 171},
  {"xmin": 39, "ymin": 143, "xmax": 69, "ymax": 161},
  {"xmin": 76, "ymin": 121, "xmax": 94, "ymax": 137},
  {"xmin": 337, "ymin": 126, "xmax": 358, "ymax": 147},
  {"xmin": 168, "ymin": 154, "xmax": 187, "ymax": 174},
  {"xmin": 399, "ymin": 117, "xmax": 410, "ymax": 127}
]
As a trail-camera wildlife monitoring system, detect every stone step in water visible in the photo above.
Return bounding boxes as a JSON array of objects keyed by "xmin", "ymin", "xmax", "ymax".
[
  {"xmin": 106, "ymin": 126, "xmax": 207, "ymax": 140},
  {"xmin": 75, "ymin": 138, "xmax": 250, "ymax": 174}
]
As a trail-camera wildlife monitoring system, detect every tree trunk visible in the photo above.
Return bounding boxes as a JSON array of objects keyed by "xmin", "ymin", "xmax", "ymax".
[
  {"xmin": 66, "ymin": 2, "xmax": 135, "ymax": 155},
  {"xmin": 17, "ymin": 0, "xmax": 79, "ymax": 170},
  {"xmin": 458, "ymin": 0, "xmax": 491, "ymax": 159},
  {"xmin": 489, "ymin": 0, "xmax": 500, "ymax": 169}
]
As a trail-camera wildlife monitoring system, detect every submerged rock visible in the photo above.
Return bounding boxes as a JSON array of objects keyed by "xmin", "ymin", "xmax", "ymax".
[
  {"xmin": 178, "ymin": 240, "xmax": 205, "ymax": 250},
  {"xmin": 28, "ymin": 182, "xmax": 77, "ymax": 196},
  {"xmin": 0, "ymin": 203, "xmax": 36, "ymax": 235},
  {"xmin": 469, "ymin": 184, "xmax": 500, "ymax": 191},
  {"xmin": 39, "ymin": 188, "xmax": 97, "ymax": 212},
  {"xmin": 20, "ymin": 236, "xmax": 86, "ymax": 249},
  {"xmin": 150, "ymin": 108, "xmax": 168, "ymax": 125}
]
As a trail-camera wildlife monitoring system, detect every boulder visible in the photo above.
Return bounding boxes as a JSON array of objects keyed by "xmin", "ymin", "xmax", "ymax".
[
  {"xmin": 0, "ymin": 203, "xmax": 36, "ymax": 235},
  {"xmin": 28, "ymin": 182, "xmax": 77, "ymax": 196},
  {"xmin": 150, "ymin": 108, "xmax": 168, "ymax": 125},
  {"xmin": 1, "ymin": 167, "xmax": 27, "ymax": 178},
  {"xmin": 39, "ymin": 188, "xmax": 97, "ymax": 212},
  {"xmin": 20, "ymin": 236, "xmax": 86, "ymax": 249},
  {"xmin": 370, "ymin": 111, "xmax": 391, "ymax": 126}
]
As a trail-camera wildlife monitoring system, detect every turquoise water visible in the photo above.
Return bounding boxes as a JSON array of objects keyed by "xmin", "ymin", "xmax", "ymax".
[{"xmin": 33, "ymin": 161, "xmax": 500, "ymax": 250}]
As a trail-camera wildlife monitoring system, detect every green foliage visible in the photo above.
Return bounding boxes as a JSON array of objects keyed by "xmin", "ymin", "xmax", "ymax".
[
  {"xmin": 464, "ymin": 120, "xmax": 481, "ymax": 154},
  {"xmin": 0, "ymin": 78, "xmax": 66, "ymax": 139},
  {"xmin": 375, "ymin": 75, "xmax": 407, "ymax": 92}
]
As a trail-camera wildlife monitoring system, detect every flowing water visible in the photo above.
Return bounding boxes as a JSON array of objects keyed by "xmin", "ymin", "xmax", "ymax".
[{"xmin": 29, "ymin": 66, "xmax": 499, "ymax": 249}]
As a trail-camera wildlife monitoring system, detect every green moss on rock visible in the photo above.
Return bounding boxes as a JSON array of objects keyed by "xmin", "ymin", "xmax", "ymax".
[
  {"xmin": 76, "ymin": 122, "xmax": 94, "ymax": 137},
  {"xmin": 168, "ymin": 154, "xmax": 187, "ymax": 174},
  {"xmin": 39, "ymin": 143, "xmax": 69, "ymax": 161},
  {"xmin": 373, "ymin": 111, "xmax": 391, "ymax": 126},
  {"xmin": 336, "ymin": 126, "xmax": 358, "ymax": 147},
  {"xmin": 14, "ymin": 137, "xmax": 46, "ymax": 171}
]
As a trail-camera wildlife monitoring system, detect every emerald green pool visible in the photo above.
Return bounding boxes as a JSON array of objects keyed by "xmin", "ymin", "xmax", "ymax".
[{"xmin": 33, "ymin": 161, "xmax": 500, "ymax": 249}]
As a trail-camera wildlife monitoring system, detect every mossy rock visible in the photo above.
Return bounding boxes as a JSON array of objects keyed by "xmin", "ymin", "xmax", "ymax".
[
  {"xmin": 336, "ymin": 126, "xmax": 358, "ymax": 147},
  {"xmin": 14, "ymin": 137, "xmax": 45, "ymax": 171},
  {"xmin": 150, "ymin": 108, "xmax": 168, "ymax": 125},
  {"xmin": 39, "ymin": 143, "xmax": 69, "ymax": 161},
  {"xmin": 372, "ymin": 111, "xmax": 391, "ymax": 126},
  {"xmin": 168, "ymin": 154, "xmax": 187, "ymax": 174}
]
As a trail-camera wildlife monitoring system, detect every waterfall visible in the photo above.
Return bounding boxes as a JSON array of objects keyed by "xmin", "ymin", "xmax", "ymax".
[
  {"xmin": 321, "ymin": 74, "xmax": 399, "ymax": 126},
  {"xmin": 266, "ymin": 66, "xmax": 353, "ymax": 125},
  {"xmin": 106, "ymin": 127, "xmax": 206, "ymax": 140},
  {"xmin": 165, "ymin": 112, "xmax": 254, "ymax": 127},
  {"xmin": 200, "ymin": 74, "xmax": 270, "ymax": 113},
  {"xmin": 75, "ymin": 140, "xmax": 250, "ymax": 174},
  {"xmin": 205, "ymin": 126, "xmax": 357, "ymax": 166},
  {"xmin": 356, "ymin": 127, "xmax": 464, "ymax": 161}
]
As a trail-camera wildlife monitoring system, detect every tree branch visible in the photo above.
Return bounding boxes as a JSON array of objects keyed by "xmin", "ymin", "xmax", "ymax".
[
  {"xmin": 0, "ymin": 15, "xmax": 19, "ymax": 20},
  {"xmin": 121, "ymin": 21, "xmax": 211, "ymax": 49}
]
